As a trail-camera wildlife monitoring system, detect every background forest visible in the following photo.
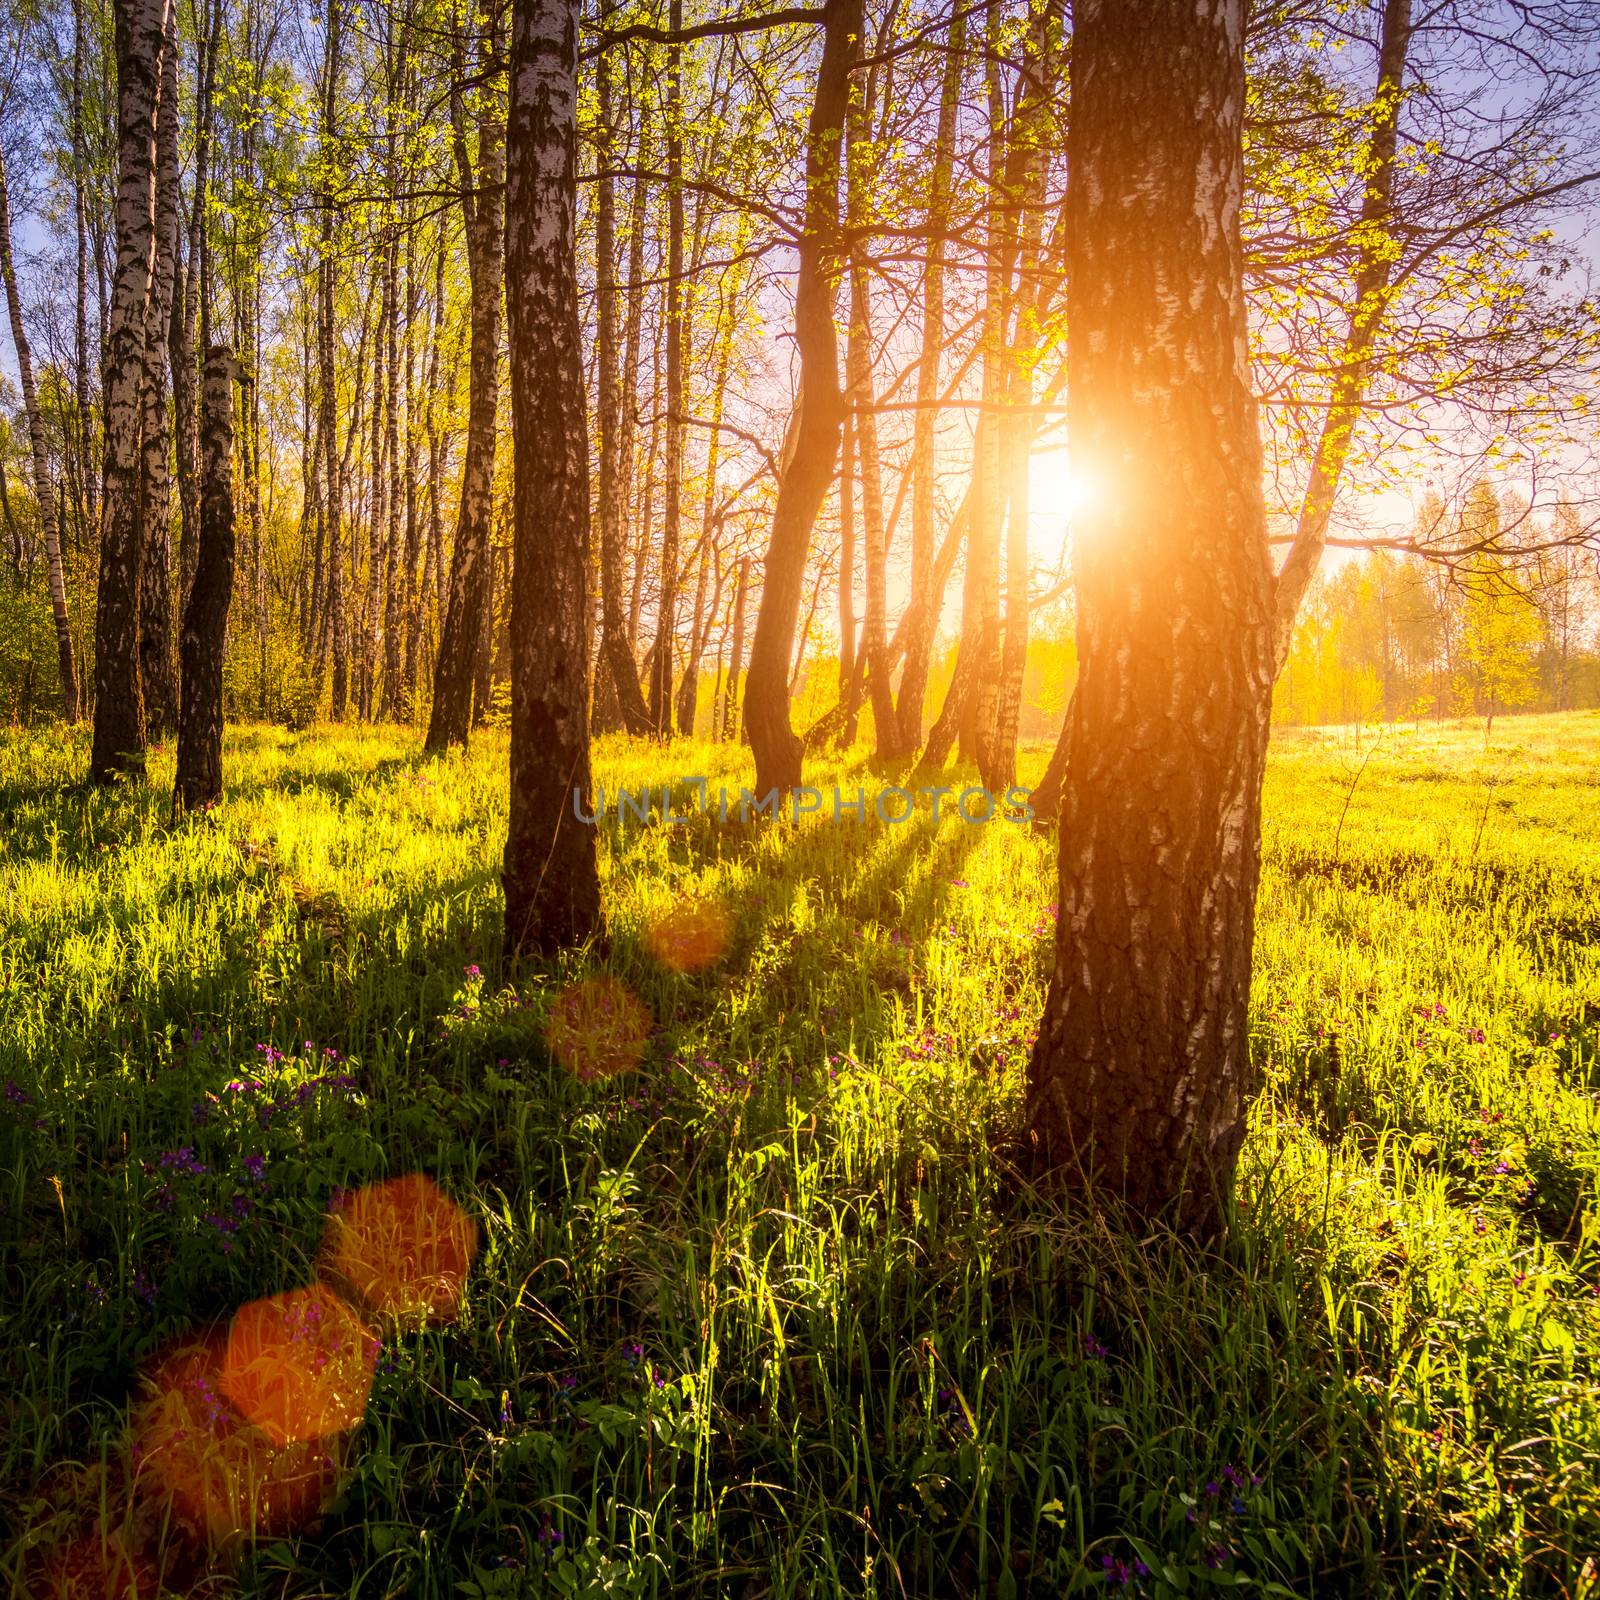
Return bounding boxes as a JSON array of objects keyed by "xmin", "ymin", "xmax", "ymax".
[{"xmin": 1, "ymin": 0, "xmax": 1598, "ymax": 746}]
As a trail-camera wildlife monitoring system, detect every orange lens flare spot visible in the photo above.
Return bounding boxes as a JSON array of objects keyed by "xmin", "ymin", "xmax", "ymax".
[
  {"xmin": 131, "ymin": 1330, "xmax": 346, "ymax": 1551},
  {"xmin": 40, "ymin": 1532, "xmax": 157, "ymax": 1599},
  {"xmin": 318, "ymin": 1174, "xmax": 480, "ymax": 1329},
  {"xmin": 219, "ymin": 1286, "xmax": 376, "ymax": 1446},
  {"xmin": 645, "ymin": 900, "xmax": 731, "ymax": 974},
  {"xmin": 543, "ymin": 974, "xmax": 654, "ymax": 1082}
]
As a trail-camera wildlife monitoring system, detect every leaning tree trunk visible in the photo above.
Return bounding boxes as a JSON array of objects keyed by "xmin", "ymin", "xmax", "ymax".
[
  {"xmin": 138, "ymin": 1, "xmax": 182, "ymax": 739},
  {"xmin": 501, "ymin": 0, "xmax": 602, "ymax": 955},
  {"xmin": 93, "ymin": 0, "xmax": 171, "ymax": 782},
  {"xmin": 1271, "ymin": 0, "xmax": 1412, "ymax": 668},
  {"xmin": 0, "ymin": 149, "xmax": 81, "ymax": 721},
  {"xmin": 1024, "ymin": 0, "xmax": 1278, "ymax": 1236},
  {"xmin": 427, "ymin": 17, "xmax": 505, "ymax": 751},
  {"xmin": 742, "ymin": 0, "xmax": 859, "ymax": 797},
  {"xmin": 174, "ymin": 346, "xmax": 238, "ymax": 811}
]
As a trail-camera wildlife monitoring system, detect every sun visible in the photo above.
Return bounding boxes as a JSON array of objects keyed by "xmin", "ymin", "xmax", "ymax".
[{"xmin": 1030, "ymin": 447, "xmax": 1102, "ymax": 524}]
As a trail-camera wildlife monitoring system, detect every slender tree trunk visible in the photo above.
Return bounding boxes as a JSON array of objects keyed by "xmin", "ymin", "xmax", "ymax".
[
  {"xmin": 1025, "ymin": 0, "xmax": 1278, "ymax": 1235},
  {"xmin": 618, "ymin": 135, "xmax": 650, "ymax": 652},
  {"xmin": 321, "ymin": 0, "xmax": 347, "ymax": 720},
  {"xmin": 965, "ymin": 0, "xmax": 1009, "ymax": 772},
  {"xmin": 838, "ymin": 408, "xmax": 856, "ymax": 702},
  {"xmin": 93, "ymin": 0, "xmax": 171, "ymax": 781},
  {"xmin": 847, "ymin": 262, "xmax": 897, "ymax": 758},
  {"xmin": 723, "ymin": 551, "xmax": 749, "ymax": 741},
  {"xmin": 72, "ymin": 0, "xmax": 98, "ymax": 543},
  {"xmin": 742, "ymin": 0, "xmax": 859, "ymax": 796},
  {"xmin": 503, "ymin": 0, "xmax": 602, "ymax": 953},
  {"xmin": 675, "ymin": 291, "xmax": 739, "ymax": 736},
  {"xmin": 982, "ymin": 1, "xmax": 1051, "ymax": 790},
  {"xmin": 649, "ymin": 0, "xmax": 685, "ymax": 737},
  {"xmin": 428, "ymin": 17, "xmax": 505, "ymax": 750},
  {"xmin": 0, "ymin": 150, "xmax": 82, "ymax": 721},
  {"xmin": 400, "ymin": 236, "xmax": 422, "ymax": 714},
  {"xmin": 1272, "ymin": 0, "xmax": 1412, "ymax": 667},
  {"xmin": 175, "ymin": 346, "xmax": 237, "ymax": 810},
  {"xmin": 381, "ymin": 223, "xmax": 404, "ymax": 718},
  {"xmin": 173, "ymin": 0, "xmax": 216, "ymax": 596},
  {"xmin": 594, "ymin": 4, "xmax": 651, "ymax": 733},
  {"xmin": 896, "ymin": 6, "xmax": 962, "ymax": 752},
  {"xmin": 138, "ymin": 0, "xmax": 181, "ymax": 738}
]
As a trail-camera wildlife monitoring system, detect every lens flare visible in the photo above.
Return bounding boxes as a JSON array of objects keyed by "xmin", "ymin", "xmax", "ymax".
[
  {"xmin": 543, "ymin": 974, "xmax": 653, "ymax": 1082},
  {"xmin": 130, "ymin": 1328, "xmax": 347, "ymax": 1552},
  {"xmin": 219, "ymin": 1286, "xmax": 377, "ymax": 1447},
  {"xmin": 645, "ymin": 898, "xmax": 731, "ymax": 973},
  {"xmin": 318, "ymin": 1173, "xmax": 480, "ymax": 1329}
]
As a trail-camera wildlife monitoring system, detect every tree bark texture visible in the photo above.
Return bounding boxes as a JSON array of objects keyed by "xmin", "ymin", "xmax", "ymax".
[
  {"xmin": 1024, "ymin": 0, "xmax": 1277, "ymax": 1235},
  {"xmin": 502, "ymin": 0, "xmax": 603, "ymax": 955},
  {"xmin": 93, "ymin": 0, "xmax": 171, "ymax": 781},
  {"xmin": 175, "ymin": 346, "xmax": 238, "ymax": 811},
  {"xmin": 428, "ymin": 18, "xmax": 505, "ymax": 750},
  {"xmin": 741, "ymin": 0, "xmax": 859, "ymax": 796},
  {"xmin": 138, "ymin": 1, "xmax": 181, "ymax": 738}
]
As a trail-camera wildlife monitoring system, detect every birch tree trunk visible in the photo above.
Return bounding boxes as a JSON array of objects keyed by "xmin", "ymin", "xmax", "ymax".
[
  {"xmin": 0, "ymin": 149, "xmax": 81, "ymax": 721},
  {"xmin": 502, "ymin": 0, "xmax": 602, "ymax": 954},
  {"xmin": 896, "ymin": 6, "xmax": 962, "ymax": 752},
  {"xmin": 649, "ymin": 0, "xmax": 685, "ymax": 738},
  {"xmin": 174, "ymin": 346, "xmax": 238, "ymax": 811},
  {"xmin": 593, "ymin": 4, "xmax": 651, "ymax": 734},
  {"xmin": 1025, "ymin": 0, "xmax": 1277, "ymax": 1235},
  {"xmin": 742, "ymin": 0, "xmax": 859, "ymax": 796},
  {"xmin": 427, "ymin": 15, "xmax": 505, "ymax": 750},
  {"xmin": 138, "ymin": 0, "xmax": 181, "ymax": 738},
  {"xmin": 320, "ymin": 0, "xmax": 346, "ymax": 719},
  {"xmin": 92, "ymin": 0, "xmax": 171, "ymax": 781},
  {"xmin": 72, "ymin": 0, "xmax": 98, "ymax": 544}
]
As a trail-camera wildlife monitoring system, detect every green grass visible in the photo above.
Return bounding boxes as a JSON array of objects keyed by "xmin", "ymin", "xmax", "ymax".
[{"xmin": 1, "ymin": 712, "xmax": 1597, "ymax": 1597}]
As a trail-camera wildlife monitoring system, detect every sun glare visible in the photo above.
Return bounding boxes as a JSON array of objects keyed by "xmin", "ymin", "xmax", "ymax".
[{"xmin": 1030, "ymin": 448, "xmax": 1102, "ymax": 525}]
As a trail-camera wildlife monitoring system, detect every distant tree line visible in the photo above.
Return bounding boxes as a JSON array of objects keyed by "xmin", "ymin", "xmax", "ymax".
[{"xmin": 1277, "ymin": 484, "xmax": 1599, "ymax": 731}]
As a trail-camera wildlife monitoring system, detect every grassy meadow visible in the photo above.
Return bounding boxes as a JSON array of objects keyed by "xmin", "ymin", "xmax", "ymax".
[{"xmin": 1, "ymin": 712, "xmax": 1598, "ymax": 1597}]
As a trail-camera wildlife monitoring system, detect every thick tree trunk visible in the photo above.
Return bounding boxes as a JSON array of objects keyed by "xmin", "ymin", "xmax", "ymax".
[
  {"xmin": 427, "ymin": 18, "xmax": 505, "ymax": 750},
  {"xmin": 0, "ymin": 150, "xmax": 81, "ymax": 721},
  {"xmin": 93, "ymin": 0, "xmax": 171, "ymax": 781},
  {"xmin": 502, "ymin": 0, "xmax": 602, "ymax": 954},
  {"xmin": 174, "ymin": 347, "xmax": 238, "ymax": 811},
  {"xmin": 138, "ymin": 2, "xmax": 181, "ymax": 739},
  {"xmin": 1024, "ymin": 0, "xmax": 1277, "ymax": 1235},
  {"xmin": 742, "ymin": 0, "xmax": 859, "ymax": 796}
]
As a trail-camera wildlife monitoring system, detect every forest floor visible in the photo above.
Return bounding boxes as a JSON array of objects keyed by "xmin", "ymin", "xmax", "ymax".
[{"xmin": 1, "ymin": 712, "xmax": 1598, "ymax": 1598}]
